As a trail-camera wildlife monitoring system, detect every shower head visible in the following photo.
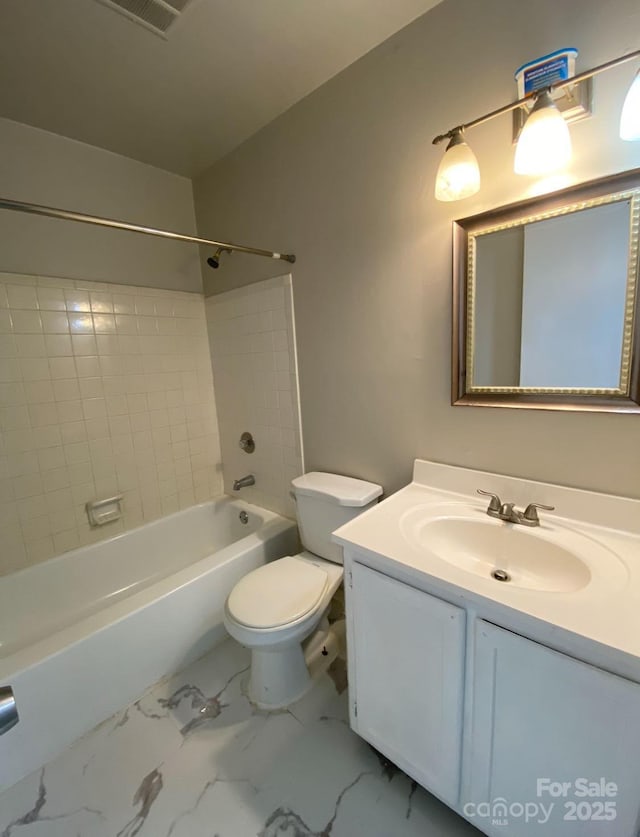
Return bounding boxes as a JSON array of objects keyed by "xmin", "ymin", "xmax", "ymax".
[{"xmin": 207, "ymin": 247, "xmax": 232, "ymax": 269}]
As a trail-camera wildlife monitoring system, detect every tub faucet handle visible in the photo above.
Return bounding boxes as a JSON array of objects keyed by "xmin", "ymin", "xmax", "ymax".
[{"xmin": 239, "ymin": 432, "xmax": 255, "ymax": 453}]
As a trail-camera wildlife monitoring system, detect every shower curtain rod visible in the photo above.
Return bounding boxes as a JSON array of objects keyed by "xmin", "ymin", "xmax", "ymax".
[{"xmin": 0, "ymin": 196, "xmax": 296, "ymax": 264}]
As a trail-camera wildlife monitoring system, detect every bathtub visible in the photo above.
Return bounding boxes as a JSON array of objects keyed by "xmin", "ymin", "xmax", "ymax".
[{"xmin": 0, "ymin": 498, "xmax": 298, "ymax": 792}]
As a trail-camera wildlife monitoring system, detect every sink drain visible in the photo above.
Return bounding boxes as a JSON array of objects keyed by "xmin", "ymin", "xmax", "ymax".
[{"xmin": 491, "ymin": 568, "xmax": 511, "ymax": 583}]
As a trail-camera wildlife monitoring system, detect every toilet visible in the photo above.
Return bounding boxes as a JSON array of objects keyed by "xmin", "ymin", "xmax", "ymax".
[{"xmin": 224, "ymin": 472, "xmax": 382, "ymax": 709}]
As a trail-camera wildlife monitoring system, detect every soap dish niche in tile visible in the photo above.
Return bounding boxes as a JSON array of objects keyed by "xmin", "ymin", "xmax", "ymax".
[{"xmin": 86, "ymin": 495, "xmax": 123, "ymax": 527}]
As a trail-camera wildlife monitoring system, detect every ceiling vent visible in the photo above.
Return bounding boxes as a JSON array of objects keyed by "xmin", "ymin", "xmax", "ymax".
[{"xmin": 94, "ymin": 0, "xmax": 193, "ymax": 38}]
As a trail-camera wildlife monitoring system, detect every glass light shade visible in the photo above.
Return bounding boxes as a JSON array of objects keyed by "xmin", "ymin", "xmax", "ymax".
[
  {"xmin": 620, "ymin": 70, "xmax": 640, "ymax": 141},
  {"xmin": 514, "ymin": 91, "xmax": 572, "ymax": 175},
  {"xmin": 435, "ymin": 132, "xmax": 481, "ymax": 201}
]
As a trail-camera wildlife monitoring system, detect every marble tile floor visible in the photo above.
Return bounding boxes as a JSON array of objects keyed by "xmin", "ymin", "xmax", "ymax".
[{"xmin": 0, "ymin": 638, "xmax": 481, "ymax": 837}]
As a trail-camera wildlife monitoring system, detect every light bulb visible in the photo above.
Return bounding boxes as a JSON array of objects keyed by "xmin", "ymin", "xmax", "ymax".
[
  {"xmin": 514, "ymin": 90, "xmax": 572, "ymax": 175},
  {"xmin": 620, "ymin": 69, "xmax": 640, "ymax": 141},
  {"xmin": 435, "ymin": 130, "xmax": 481, "ymax": 201}
]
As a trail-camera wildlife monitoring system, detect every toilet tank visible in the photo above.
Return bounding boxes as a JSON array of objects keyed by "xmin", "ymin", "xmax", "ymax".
[{"xmin": 291, "ymin": 472, "xmax": 383, "ymax": 565}]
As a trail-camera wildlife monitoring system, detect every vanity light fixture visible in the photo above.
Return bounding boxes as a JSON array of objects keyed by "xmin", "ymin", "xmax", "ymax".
[
  {"xmin": 514, "ymin": 90, "xmax": 572, "ymax": 175},
  {"xmin": 432, "ymin": 47, "xmax": 640, "ymax": 201},
  {"xmin": 434, "ymin": 129, "xmax": 481, "ymax": 201}
]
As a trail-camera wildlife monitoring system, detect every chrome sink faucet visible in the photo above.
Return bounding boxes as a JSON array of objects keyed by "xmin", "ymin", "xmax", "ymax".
[{"xmin": 477, "ymin": 489, "xmax": 554, "ymax": 527}]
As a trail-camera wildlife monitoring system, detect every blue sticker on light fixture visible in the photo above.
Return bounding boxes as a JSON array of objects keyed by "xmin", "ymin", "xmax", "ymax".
[{"xmin": 515, "ymin": 49, "xmax": 578, "ymax": 97}]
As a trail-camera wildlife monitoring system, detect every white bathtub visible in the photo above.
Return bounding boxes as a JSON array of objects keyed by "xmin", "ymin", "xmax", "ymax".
[{"xmin": 0, "ymin": 498, "xmax": 298, "ymax": 792}]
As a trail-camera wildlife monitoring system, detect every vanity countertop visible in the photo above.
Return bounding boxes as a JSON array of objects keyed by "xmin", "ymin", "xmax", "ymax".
[{"xmin": 333, "ymin": 459, "xmax": 640, "ymax": 680}]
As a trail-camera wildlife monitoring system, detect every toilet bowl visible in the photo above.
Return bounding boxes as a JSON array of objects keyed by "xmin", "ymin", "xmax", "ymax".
[
  {"xmin": 224, "ymin": 552, "xmax": 343, "ymax": 708},
  {"xmin": 223, "ymin": 472, "xmax": 382, "ymax": 709}
]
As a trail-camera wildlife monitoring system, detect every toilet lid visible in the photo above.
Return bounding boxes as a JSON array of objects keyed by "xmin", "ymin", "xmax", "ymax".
[{"xmin": 227, "ymin": 556, "xmax": 329, "ymax": 629}]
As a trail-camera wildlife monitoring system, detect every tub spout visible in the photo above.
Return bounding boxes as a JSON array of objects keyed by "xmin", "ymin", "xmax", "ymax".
[{"xmin": 233, "ymin": 474, "xmax": 255, "ymax": 491}]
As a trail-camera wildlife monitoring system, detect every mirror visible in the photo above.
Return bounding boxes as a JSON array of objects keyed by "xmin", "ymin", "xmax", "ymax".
[{"xmin": 453, "ymin": 169, "xmax": 640, "ymax": 412}]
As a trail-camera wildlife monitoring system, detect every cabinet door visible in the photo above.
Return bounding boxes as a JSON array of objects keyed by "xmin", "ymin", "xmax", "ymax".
[
  {"xmin": 348, "ymin": 561, "xmax": 466, "ymax": 806},
  {"xmin": 467, "ymin": 620, "xmax": 640, "ymax": 837}
]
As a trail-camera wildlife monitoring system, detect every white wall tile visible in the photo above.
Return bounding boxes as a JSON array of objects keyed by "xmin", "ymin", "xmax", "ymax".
[
  {"xmin": 11, "ymin": 310, "xmax": 43, "ymax": 333},
  {"xmin": 0, "ymin": 272, "xmax": 223, "ymax": 576},
  {"xmin": 6, "ymin": 285, "xmax": 39, "ymax": 310},
  {"xmin": 49, "ymin": 357, "xmax": 77, "ymax": 379},
  {"xmin": 205, "ymin": 275, "xmax": 304, "ymax": 518}
]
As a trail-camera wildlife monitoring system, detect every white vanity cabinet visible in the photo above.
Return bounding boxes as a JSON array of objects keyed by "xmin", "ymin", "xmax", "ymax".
[
  {"xmin": 346, "ymin": 561, "xmax": 466, "ymax": 806},
  {"xmin": 468, "ymin": 620, "xmax": 640, "ymax": 837},
  {"xmin": 345, "ymin": 556, "xmax": 640, "ymax": 837}
]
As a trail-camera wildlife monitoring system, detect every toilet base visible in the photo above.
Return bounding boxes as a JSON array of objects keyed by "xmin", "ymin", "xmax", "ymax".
[
  {"xmin": 249, "ymin": 643, "xmax": 312, "ymax": 710},
  {"xmin": 248, "ymin": 618, "xmax": 342, "ymax": 710}
]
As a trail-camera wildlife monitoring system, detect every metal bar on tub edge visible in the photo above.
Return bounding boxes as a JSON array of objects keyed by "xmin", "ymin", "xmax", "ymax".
[{"xmin": 0, "ymin": 686, "xmax": 18, "ymax": 735}]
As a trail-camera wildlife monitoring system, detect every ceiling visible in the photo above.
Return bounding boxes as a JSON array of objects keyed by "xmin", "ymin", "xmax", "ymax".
[{"xmin": 0, "ymin": 0, "xmax": 442, "ymax": 177}]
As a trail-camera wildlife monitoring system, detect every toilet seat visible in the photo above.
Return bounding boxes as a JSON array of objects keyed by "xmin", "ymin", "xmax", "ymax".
[{"xmin": 226, "ymin": 556, "xmax": 329, "ymax": 629}]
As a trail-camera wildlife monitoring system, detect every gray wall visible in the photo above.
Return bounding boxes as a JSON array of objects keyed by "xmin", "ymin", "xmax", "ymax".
[
  {"xmin": 0, "ymin": 118, "xmax": 203, "ymax": 292},
  {"xmin": 194, "ymin": 0, "xmax": 640, "ymax": 497}
]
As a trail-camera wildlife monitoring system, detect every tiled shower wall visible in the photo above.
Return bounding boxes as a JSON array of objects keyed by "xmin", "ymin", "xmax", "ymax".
[
  {"xmin": 205, "ymin": 275, "xmax": 304, "ymax": 517},
  {"xmin": 0, "ymin": 272, "xmax": 222, "ymax": 576}
]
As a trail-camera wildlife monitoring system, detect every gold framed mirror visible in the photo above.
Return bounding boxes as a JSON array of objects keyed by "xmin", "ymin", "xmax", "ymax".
[{"xmin": 453, "ymin": 169, "xmax": 640, "ymax": 412}]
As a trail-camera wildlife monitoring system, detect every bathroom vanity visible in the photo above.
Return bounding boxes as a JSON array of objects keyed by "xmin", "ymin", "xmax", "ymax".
[{"xmin": 333, "ymin": 460, "xmax": 640, "ymax": 836}]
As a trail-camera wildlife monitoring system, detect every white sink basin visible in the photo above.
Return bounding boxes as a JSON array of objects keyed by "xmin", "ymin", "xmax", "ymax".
[{"xmin": 401, "ymin": 505, "xmax": 626, "ymax": 593}]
